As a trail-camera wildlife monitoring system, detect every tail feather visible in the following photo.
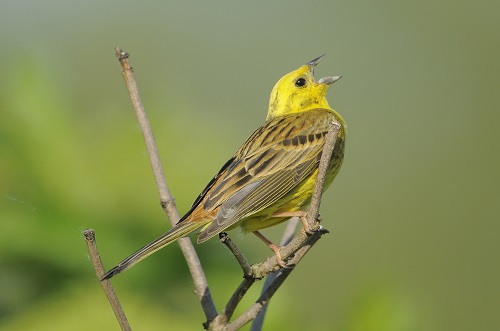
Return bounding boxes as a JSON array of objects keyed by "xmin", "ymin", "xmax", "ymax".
[{"xmin": 101, "ymin": 220, "xmax": 206, "ymax": 280}]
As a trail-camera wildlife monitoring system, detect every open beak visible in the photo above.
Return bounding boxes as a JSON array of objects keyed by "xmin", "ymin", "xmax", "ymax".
[
  {"xmin": 307, "ymin": 55, "xmax": 342, "ymax": 85},
  {"xmin": 318, "ymin": 75, "xmax": 342, "ymax": 85}
]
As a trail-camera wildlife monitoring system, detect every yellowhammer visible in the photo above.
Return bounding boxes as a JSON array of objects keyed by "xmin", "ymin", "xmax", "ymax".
[{"xmin": 102, "ymin": 55, "xmax": 346, "ymax": 280}]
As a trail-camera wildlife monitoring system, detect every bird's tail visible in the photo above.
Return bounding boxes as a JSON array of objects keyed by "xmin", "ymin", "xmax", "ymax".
[{"xmin": 101, "ymin": 220, "xmax": 206, "ymax": 280}]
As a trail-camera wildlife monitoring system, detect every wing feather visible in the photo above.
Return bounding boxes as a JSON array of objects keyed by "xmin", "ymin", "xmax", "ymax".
[{"xmin": 196, "ymin": 109, "xmax": 335, "ymax": 242}]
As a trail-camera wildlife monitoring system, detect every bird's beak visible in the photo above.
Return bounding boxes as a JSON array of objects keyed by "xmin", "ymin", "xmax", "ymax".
[
  {"xmin": 317, "ymin": 75, "xmax": 342, "ymax": 85},
  {"xmin": 307, "ymin": 55, "xmax": 326, "ymax": 68},
  {"xmin": 307, "ymin": 55, "xmax": 341, "ymax": 85}
]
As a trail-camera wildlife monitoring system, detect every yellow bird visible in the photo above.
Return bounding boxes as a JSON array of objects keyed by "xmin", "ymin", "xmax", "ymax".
[{"xmin": 102, "ymin": 55, "xmax": 346, "ymax": 280}]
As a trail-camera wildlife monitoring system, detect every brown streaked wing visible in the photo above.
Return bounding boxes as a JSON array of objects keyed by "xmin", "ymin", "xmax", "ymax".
[
  {"xmin": 197, "ymin": 109, "xmax": 334, "ymax": 242},
  {"xmin": 176, "ymin": 157, "xmax": 235, "ymax": 224}
]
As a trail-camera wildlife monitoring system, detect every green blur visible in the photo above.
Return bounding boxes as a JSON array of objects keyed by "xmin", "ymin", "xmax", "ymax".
[{"xmin": 1, "ymin": 1, "xmax": 499, "ymax": 330}]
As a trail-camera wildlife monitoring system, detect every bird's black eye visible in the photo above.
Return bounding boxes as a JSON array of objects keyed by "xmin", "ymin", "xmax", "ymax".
[{"xmin": 295, "ymin": 77, "xmax": 306, "ymax": 87}]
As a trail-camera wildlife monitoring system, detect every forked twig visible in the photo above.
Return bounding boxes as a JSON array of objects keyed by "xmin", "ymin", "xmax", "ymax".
[
  {"xmin": 226, "ymin": 227, "xmax": 329, "ymax": 331},
  {"xmin": 212, "ymin": 277, "xmax": 256, "ymax": 329}
]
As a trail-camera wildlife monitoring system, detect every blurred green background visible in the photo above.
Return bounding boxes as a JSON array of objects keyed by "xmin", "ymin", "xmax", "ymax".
[{"xmin": 1, "ymin": 1, "xmax": 499, "ymax": 330}]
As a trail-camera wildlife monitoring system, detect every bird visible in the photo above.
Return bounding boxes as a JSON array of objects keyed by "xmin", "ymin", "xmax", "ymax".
[{"xmin": 101, "ymin": 55, "xmax": 346, "ymax": 280}]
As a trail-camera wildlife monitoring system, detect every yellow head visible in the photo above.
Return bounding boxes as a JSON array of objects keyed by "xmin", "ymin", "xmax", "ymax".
[{"xmin": 267, "ymin": 55, "xmax": 341, "ymax": 120}]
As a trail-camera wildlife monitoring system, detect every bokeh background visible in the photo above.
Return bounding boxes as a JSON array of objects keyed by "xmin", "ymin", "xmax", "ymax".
[{"xmin": 1, "ymin": 1, "xmax": 499, "ymax": 330}]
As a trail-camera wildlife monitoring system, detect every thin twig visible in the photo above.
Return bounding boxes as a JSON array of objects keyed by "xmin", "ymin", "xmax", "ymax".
[
  {"xmin": 213, "ymin": 277, "xmax": 256, "ymax": 329},
  {"xmin": 225, "ymin": 227, "xmax": 328, "ymax": 331},
  {"xmin": 114, "ymin": 49, "xmax": 171, "ymax": 214},
  {"xmin": 114, "ymin": 47, "xmax": 218, "ymax": 321},
  {"xmin": 83, "ymin": 229, "xmax": 132, "ymax": 331},
  {"xmin": 219, "ymin": 233, "xmax": 252, "ymax": 277},
  {"xmin": 307, "ymin": 121, "xmax": 341, "ymax": 227}
]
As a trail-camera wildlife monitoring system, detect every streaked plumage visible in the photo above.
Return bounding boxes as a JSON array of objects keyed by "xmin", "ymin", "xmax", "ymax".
[{"xmin": 102, "ymin": 55, "xmax": 346, "ymax": 280}]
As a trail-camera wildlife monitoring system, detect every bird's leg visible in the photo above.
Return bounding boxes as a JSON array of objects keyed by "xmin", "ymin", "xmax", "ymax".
[
  {"xmin": 271, "ymin": 211, "xmax": 316, "ymax": 234},
  {"xmin": 253, "ymin": 231, "xmax": 287, "ymax": 268}
]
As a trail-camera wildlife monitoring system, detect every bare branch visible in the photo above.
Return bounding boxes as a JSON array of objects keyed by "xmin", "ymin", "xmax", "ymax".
[
  {"xmin": 225, "ymin": 226, "xmax": 328, "ymax": 330},
  {"xmin": 114, "ymin": 47, "xmax": 218, "ymax": 321},
  {"xmin": 307, "ymin": 120, "xmax": 341, "ymax": 227},
  {"xmin": 219, "ymin": 233, "xmax": 252, "ymax": 277},
  {"xmin": 114, "ymin": 49, "xmax": 171, "ymax": 213},
  {"xmin": 211, "ymin": 277, "xmax": 256, "ymax": 329},
  {"xmin": 83, "ymin": 229, "xmax": 132, "ymax": 331}
]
